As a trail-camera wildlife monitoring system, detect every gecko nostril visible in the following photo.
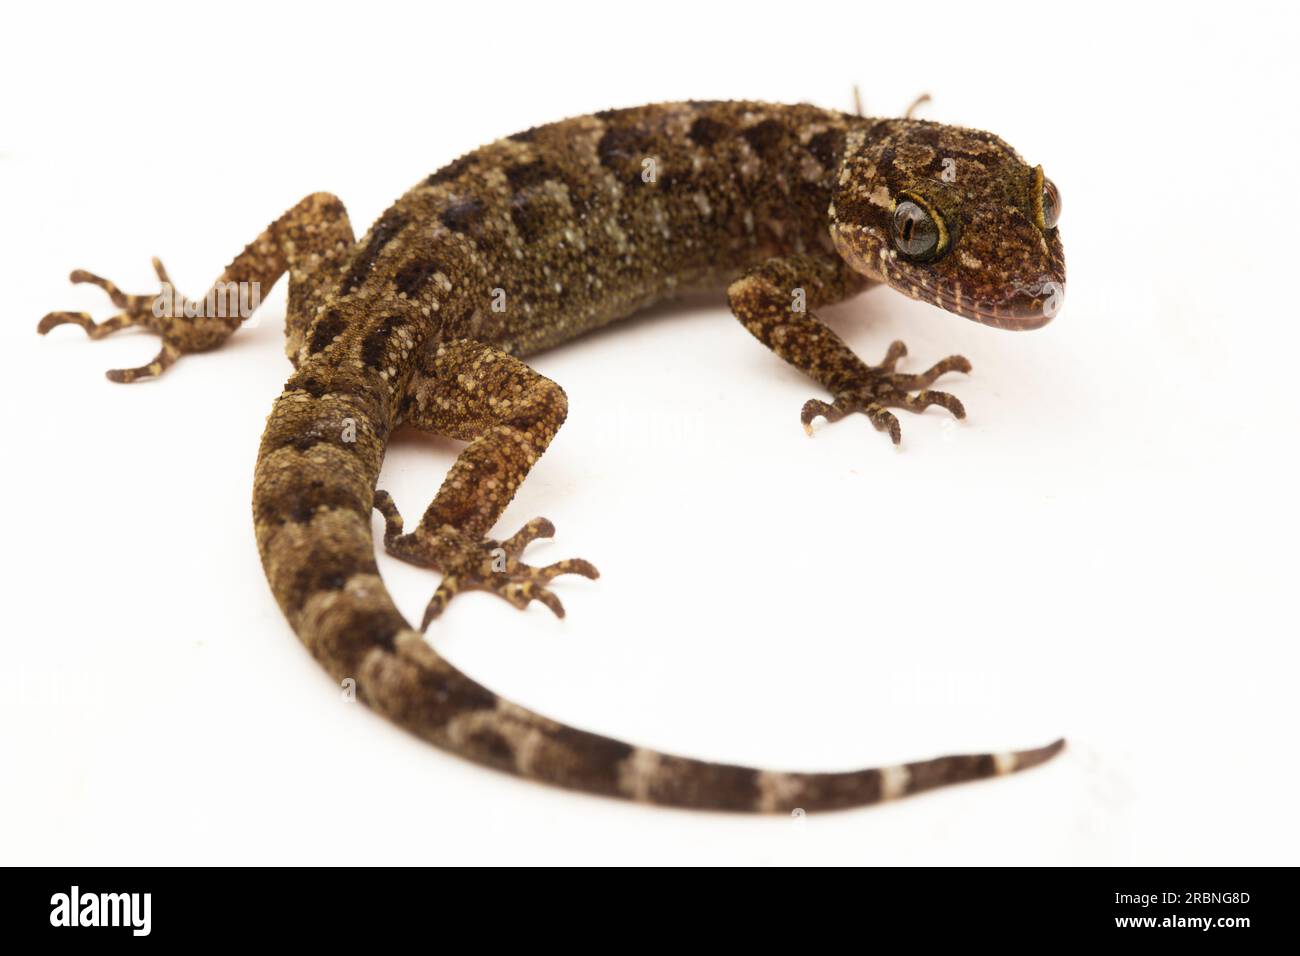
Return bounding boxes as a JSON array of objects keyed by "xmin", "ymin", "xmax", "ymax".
[{"xmin": 1003, "ymin": 277, "xmax": 1065, "ymax": 326}]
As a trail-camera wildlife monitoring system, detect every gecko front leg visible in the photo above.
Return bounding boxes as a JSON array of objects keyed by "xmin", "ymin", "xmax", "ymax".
[
  {"xmin": 376, "ymin": 339, "xmax": 598, "ymax": 629},
  {"xmin": 727, "ymin": 254, "xmax": 971, "ymax": 444}
]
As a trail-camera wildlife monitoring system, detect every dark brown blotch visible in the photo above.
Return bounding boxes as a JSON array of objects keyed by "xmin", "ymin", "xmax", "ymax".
[
  {"xmin": 361, "ymin": 316, "xmax": 405, "ymax": 369},
  {"xmin": 505, "ymin": 160, "xmax": 554, "ymax": 190},
  {"xmin": 282, "ymin": 375, "xmax": 328, "ymax": 398},
  {"xmin": 345, "ymin": 605, "xmax": 402, "ymax": 652},
  {"xmin": 339, "ymin": 209, "xmax": 409, "ymax": 292},
  {"xmin": 906, "ymin": 754, "xmax": 997, "ymax": 795},
  {"xmin": 688, "ymin": 116, "xmax": 729, "ymax": 148},
  {"xmin": 741, "ymin": 119, "xmax": 786, "ymax": 158},
  {"xmin": 306, "ymin": 310, "xmax": 347, "ymax": 354},
  {"xmin": 509, "ymin": 193, "xmax": 549, "ymax": 243},
  {"xmin": 597, "ymin": 125, "xmax": 654, "ymax": 186},
  {"xmin": 255, "ymin": 474, "xmax": 371, "ymax": 529},
  {"xmin": 806, "ymin": 129, "xmax": 844, "ymax": 168},
  {"xmin": 393, "ymin": 260, "xmax": 441, "ymax": 298},
  {"xmin": 426, "ymin": 155, "xmax": 473, "ymax": 187},
  {"xmin": 281, "ymin": 372, "xmax": 383, "ymax": 412},
  {"xmin": 528, "ymin": 725, "xmax": 634, "ymax": 796},
  {"xmin": 317, "ymin": 196, "xmax": 348, "ymax": 220},
  {"xmin": 465, "ymin": 726, "xmax": 517, "ymax": 769},
  {"xmin": 284, "ymin": 546, "xmax": 377, "ymax": 612},
  {"xmin": 401, "ymin": 666, "xmax": 499, "ymax": 729},
  {"xmin": 645, "ymin": 758, "xmax": 761, "ymax": 811},
  {"xmin": 794, "ymin": 769, "xmax": 884, "ymax": 811},
  {"xmin": 440, "ymin": 196, "xmax": 485, "ymax": 234}
]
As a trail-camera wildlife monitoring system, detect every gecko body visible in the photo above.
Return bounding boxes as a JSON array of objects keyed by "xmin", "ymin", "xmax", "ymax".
[{"xmin": 40, "ymin": 101, "xmax": 1066, "ymax": 811}]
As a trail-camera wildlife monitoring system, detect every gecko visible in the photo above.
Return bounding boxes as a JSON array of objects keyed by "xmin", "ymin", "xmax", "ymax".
[{"xmin": 38, "ymin": 100, "xmax": 1066, "ymax": 812}]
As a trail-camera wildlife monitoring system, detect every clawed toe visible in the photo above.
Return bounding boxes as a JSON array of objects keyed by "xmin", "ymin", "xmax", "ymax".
[
  {"xmin": 373, "ymin": 490, "xmax": 405, "ymax": 544},
  {"xmin": 421, "ymin": 567, "xmax": 588, "ymax": 628},
  {"xmin": 105, "ymin": 341, "xmax": 182, "ymax": 384},
  {"xmin": 68, "ymin": 257, "xmax": 173, "ymax": 313},
  {"xmin": 537, "ymin": 557, "xmax": 599, "ymax": 582},
  {"xmin": 418, "ymin": 544, "xmax": 599, "ymax": 628},
  {"xmin": 421, "ymin": 576, "xmax": 462, "ymax": 629},
  {"xmin": 373, "ymin": 496, "xmax": 598, "ymax": 627},
  {"xmin": 474, "ymin": 545, "xmax": 599, "ymax": 624},
  {"xmin": 38, "ymin": 311, "xmax": 93, "ymax": 335},
  {"xmin": 502, "ymin": 517, "xmax": 555, "ymax": 556},
  {"xmin": 878, "ymin": 339, "xmax": 908, "ymax": 371},
  {"xmin": 499, "ymin": 580, "xmax": 566, "ymax": 618},
  {"xmin": 888, "ymin": 355, "xmax": 971, "ymax": 389},
  {"xmin": 37, "ymin": 258, "xmax": 202, "ymax": 383},
  {"xmin": 801, "ymin": 341, "xmax": 970, "ymax": 444},
  {"xmin": 879, "ymin": 388, "xmax": 965, "ymax": 419},
  {"xmin": 867, "ymin": 405, "xmax": 902, "ymax": 444}
]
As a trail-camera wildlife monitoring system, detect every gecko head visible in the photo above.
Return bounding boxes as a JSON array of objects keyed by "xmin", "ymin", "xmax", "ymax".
[{"xmin": 829, "ymin": 119, "xmax": 1065, "ymax": 330}]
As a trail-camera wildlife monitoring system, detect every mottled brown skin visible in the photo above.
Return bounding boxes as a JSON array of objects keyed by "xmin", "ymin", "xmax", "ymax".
[{"xmin": 38, "ymin": 101, "xmax": 1067, "ymax": 812}]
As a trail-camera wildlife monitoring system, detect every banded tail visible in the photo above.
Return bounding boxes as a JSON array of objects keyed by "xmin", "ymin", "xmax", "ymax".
[{"xmin": 253, "ymin": 382, "xmax": 1063, "ymax": 813}]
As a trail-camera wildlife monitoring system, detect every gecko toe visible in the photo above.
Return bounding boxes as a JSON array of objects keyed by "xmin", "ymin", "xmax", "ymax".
[
  {"xmin": 501, "ymin": 580, "xmax": 566, "ymax": 618},
  {"xmin": 801, "ymin": 342, "xmax": 970, "ymax": 444},
  {"xmin": 877, "ymin": 340, "xmax": 908, "ymax": 371},
  {"xmin": 38, "ymin": 311, "xmax": 93, "ymax": 335},
  {"xmin": 801, "ymin": 397, "xmax": 847, "ymax": 434},
  {"xmin": 501, "ymin": 517, "xmax": 556, "ymax": 556},
  {"xmin": 39, "ymin": 258, "xmax": 221, "ymax": 383},
  {"xmin": 105, "ymin": 341, "xmax": 181, "ymax": 384},
  {"xmin": 538, "ymin": 557, "xmax": 599, "ymax": 582},
  {"xmin": 378, "ymin": 501, "xmax": 598, "ymax": 622},
  {"xmin": 420, "ymin": 575, "xmax": 461, "ymax": 630},
  {"xmin": 865, "ymin": 404, "xmax": 902, "ymax": 444},
  {"xmin": 879, "ymin": 388, "xmax": 966, "ymax": 419}
]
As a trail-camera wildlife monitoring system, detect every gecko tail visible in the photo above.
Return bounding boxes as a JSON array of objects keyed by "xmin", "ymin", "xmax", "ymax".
[
  {"xmin": 360, "ymin": 628, "xmax": 1064, "ymax": 812},
  {"xmin": 254, "ymin": 390, "xmax": 1062, "ymax": 813}
]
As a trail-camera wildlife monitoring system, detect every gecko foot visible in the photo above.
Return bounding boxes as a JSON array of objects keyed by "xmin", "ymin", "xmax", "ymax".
[
  {"xmin": 37, "ymin": 258, "xmax": 235, "ymax": 383},
  {"xmin": 373, "ymin": 491, "xmax": 599, "ymax": 629},
  {"xmin": 800, "ymin": 340, "xmax": 971, "ymax": 445}
]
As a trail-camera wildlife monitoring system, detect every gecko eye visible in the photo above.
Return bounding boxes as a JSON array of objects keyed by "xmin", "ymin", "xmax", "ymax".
[
  {"xmin": 892, "ymin": 200, "xmax": 941, "ymax": 259},
  {"xmin": 1041, "ymin": 178, "xmax": 1061, "ymax": 229}
]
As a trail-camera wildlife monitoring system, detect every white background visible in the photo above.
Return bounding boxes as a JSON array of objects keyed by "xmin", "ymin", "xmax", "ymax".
[{"xmin": 2, "ymin": 1, "xmax": 1297, "ymax": 865}]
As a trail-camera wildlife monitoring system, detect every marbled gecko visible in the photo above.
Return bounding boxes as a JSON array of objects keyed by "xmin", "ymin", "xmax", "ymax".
[{"xmin": 39, "ymin": 100, "xmax": 1067, "ymax": 812}]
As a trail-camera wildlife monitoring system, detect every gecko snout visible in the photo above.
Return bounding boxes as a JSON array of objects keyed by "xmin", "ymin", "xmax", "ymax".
[
  {"xmin": 951, "ymin": 207, "xmax": 1067, "ymax": 331},
  {"xmin": 982, "ymin": 272, "xmax": 1066, "ymax": 330}
]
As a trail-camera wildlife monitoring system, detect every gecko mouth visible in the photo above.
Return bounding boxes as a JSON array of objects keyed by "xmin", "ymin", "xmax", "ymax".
[{"xmin": 929, "ymin": 275, "xmax": 1066, "ymax": 331}]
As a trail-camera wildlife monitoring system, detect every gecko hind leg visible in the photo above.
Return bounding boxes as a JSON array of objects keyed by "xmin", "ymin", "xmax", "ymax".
[
  {"xmin": 38, "ymin": 192, "xmax": 355, "ymax": 382},
  {"xmin": 376, "ymin": 339, "xmax": 598, "ymax": 629},
  {"xmin": 728, "ymin": 255, "xmax": 970, "ymax": 445}
]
